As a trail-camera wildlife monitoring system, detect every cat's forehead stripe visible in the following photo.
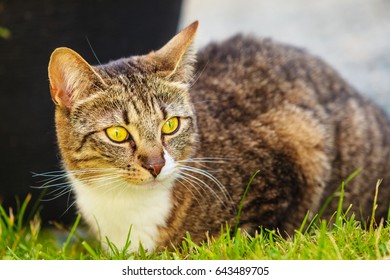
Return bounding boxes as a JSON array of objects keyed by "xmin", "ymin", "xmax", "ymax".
[
  {"xmin": 122, "ymin": 109, "xmax": 130, "ymax": 125},
  {"xmin": 120, "ymin": 90, "xmax": 166, "ymax": 127},
  {"xmin": 128, "ymin": 92, "xmax": 142, "ymax": 117},
  {"xmin": 157, "ymin": 99, "xmax": 168, "ymax": 120}
]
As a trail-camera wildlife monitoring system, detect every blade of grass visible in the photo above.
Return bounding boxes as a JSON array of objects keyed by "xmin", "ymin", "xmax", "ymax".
[
  {"xmin": 374, "ymin": 220, "xmax": 384, "ymax": 259},
  {"xmin": 316, "ymin": 168, "xmax": 361, "ymax": 221},
  {"xmin": 106, "ymin": 236, "xmax": 120, "ymax": 256},
  {"xmin": 370, "ymin": 179, "xmax": 382, "ymax": 230},
  {"xmin": 335, "ymin": 181, "xmax": 345, "ymax": 229},
  {"xmin": 27, "ymin": 189, "xmax": 47, "ymax": 223},
  {"xmin": 234, "ymin": 170, "xmax": 260, "ymax": 235},
  {"xmin": 316, "ymin": 220, "xmax": 327, "ymax": 259},
  {"xmin": 82, "ymin": 241, "xmax": 99, "ymax": 259},
  {"xmin": 120, "ymin": 225, "xmax": 133, "ymax": 257},
  {"xmin": 62, "ymin": 214, "xmax": 81, "ymax": 253},
  {"xmin": 0, "ymin": 205, "xmax": 11, "ymax": 229},
  {"xmin": 17, "ymin": 193, "xmax": 32, "ymax": 231},
  {"xmin": 297, "ymin": 211, "xmax": 310, "ymax": 234},
  {"xmin": 6, "ymin": 247, "xmax": 20, "ymax": 260}
]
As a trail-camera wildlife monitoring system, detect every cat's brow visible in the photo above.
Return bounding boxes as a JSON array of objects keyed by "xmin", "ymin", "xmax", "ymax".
[
  {"xmin": 122, "ymin": 109, "xmax": 130, "ymax": 125},
  {"xmin": 156, "ymin": 98, "xmax": 168, "ymax": 120}
]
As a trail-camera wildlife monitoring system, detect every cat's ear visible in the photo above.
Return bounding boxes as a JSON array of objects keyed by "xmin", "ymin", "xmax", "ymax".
[
  {"xmin": 150, "ymin": 21, "xmax": 199, "ymax": 82},
  {"xmin": 48, "ymin": 47, "xmax": 106, "ymax": 108}
]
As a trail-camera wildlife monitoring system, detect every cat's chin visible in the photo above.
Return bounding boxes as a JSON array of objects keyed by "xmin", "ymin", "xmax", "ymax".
[
  {"xmin": 137, "ymin": 180, "xmax": 168, "ymax": 190},
  {"xmin": 137, "ymin": 176, "xmax": 176, "ymax": 190}
]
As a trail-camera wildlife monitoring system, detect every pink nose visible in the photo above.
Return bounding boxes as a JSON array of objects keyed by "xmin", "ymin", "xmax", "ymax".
[{"xmin": 142, "ymin": 161, "xmax": 165, "ymax": 177}]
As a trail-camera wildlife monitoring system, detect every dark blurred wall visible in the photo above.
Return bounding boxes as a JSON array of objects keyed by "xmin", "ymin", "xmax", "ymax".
[{"xmin": 0, "ymin": 0, "xmax": 182, "ymax": 223}]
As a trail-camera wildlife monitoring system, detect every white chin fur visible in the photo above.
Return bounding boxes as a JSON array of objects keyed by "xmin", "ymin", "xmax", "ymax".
[{"xmin": 71, "ymin": 149, "xmax": 176, "ymax": 252}]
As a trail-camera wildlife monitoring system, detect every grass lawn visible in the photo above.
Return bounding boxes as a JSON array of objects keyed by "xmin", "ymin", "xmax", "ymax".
[{"xmin": 1, "ymin": 182, "xmax": 389, "ymax": 260}]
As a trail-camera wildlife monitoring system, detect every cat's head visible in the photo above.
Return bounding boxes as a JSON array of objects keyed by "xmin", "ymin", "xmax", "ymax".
[{"xmin": 48, "ymin": 21, "xmax": 199, "ymax": 189}]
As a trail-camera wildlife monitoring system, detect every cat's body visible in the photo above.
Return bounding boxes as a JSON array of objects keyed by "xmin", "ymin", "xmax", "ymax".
[{"xmin": 48, "ymin": 22, "xmax": 390, "ymax": 251}]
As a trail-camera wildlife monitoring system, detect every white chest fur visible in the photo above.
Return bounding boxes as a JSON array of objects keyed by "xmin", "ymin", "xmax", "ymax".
[{"xmin": 71, "ymin": 175, "xmax": 174, "ymax": 252}]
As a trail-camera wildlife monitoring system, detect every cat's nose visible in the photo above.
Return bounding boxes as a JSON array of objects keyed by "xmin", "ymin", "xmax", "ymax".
[
  {"xmin": 142, "ymin": 162, "xmax": 165, "ymax": 177},
  {"xmin": 139, "ymin": 151, "xmax": 166, "ymax": 178}
]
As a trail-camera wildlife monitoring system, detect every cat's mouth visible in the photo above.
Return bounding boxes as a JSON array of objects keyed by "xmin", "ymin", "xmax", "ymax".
[
  {"xmin": 120, "ymin": 158, "xmax": 177, "ymax": 189},
  {"xmin": 128, "ymin": 150, "xmax": 177, "ymax": 188},
  {"xmin": 139, "ymin": 176, "xmax": 176, "ymax": 189},
  {"xmin": 117, "ymin": 170, "xmax": 177, "ymax": 191}
]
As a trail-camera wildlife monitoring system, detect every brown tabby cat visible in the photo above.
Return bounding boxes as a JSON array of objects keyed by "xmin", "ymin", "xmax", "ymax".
[{"xmin": 48, "ymin": 21, "xmax": 390, "ymax": 252}]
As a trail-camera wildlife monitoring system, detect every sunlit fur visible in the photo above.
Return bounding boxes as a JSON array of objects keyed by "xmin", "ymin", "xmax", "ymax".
[{"xmin": 47, "ymin": 22, "xmax": 390, "ymax": 252}]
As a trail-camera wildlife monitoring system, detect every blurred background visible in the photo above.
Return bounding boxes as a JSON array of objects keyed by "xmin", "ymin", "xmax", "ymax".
[
  {"xmin": 180, "ymin": 0, "xmax": 390, "ymax": 111},
  {"xmin": 0, "ymin": 0, "xmax": 389, "ymax": 224}
]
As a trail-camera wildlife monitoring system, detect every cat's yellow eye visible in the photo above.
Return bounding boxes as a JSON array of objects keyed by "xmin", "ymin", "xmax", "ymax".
[
  {"xmin": 105, "ymin": 126, "xmax": 129, "ymax": 143},
  {"xmin": 161, "ymin": 117, "xmax": 180, "ymax": 135}
]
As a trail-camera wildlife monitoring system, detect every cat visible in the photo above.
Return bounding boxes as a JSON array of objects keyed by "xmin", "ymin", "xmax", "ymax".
[{"xmin": 48, "ymin": 21, "xmax": 390, "ymax": 252}]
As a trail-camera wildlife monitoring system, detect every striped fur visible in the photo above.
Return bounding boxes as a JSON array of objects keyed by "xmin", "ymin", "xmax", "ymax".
[{"xmin": 48, "ymin": 21, "xmax": 390, "ymax": 251}]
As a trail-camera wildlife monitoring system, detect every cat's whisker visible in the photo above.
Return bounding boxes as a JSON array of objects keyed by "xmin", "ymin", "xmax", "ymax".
[
  {"xmin": 83, "ymin": 174, "xmax": 124, "ymax": 187},
  {"xmin": 185, "ymin": 164, "xmax": 226, "ymax": 174},
  {"xmin": 176, "ymin": 177, "xmax": 204, "ymax": 209},
  {"xmin": 177, "ymin": 157, "xmax": 232, "ymax": 163},
  {"xmin": 103, "ymin": 179, "xmax": 132, "ymax": 196},
  {"xmin": 177, "ymin": 175, "xmax": 204, "ymax": 199},
  {"xmin": 61, "ymin": 199, "xmax": 77, "ymax": 217},
  {"xmin": 178, "ymin": 165, "xmax": 232, "ymax": 203},
  {"xmin": 116, "ymin": 180, "xmax": 134, "ymax": 197},
  {"xmin": 65, "ymin": 169, "xmax": 125, "ymax": 182},
  {"xmin": 31, "ymin": 173, "xmax": 70, "ymax": 200},
  {"xmin": 86, "ymin": 175, "xmax": 128, "ymax": 194},
  {"xmin": 37, "ymin": 172, "xmax": 119, "ymax": 189},
  {"xmin": 66, "ymin": 187, "xmax": 74, "ymax": 212},
  {"xmin": 188, "ymin": 59, "xmax": 209, "ymax": 89},
  {"xmin": 44, "ymin": 184, "xmax": 71, "ymax": 196},
  {"xmin": 33, "ymin": 168, "xmax": 117, "ymax": 176},
  {"xmin": 32, "ymin": 168, "xmax": 120, "ymax": 186},
  {"xmin": 180, "ymin": 162, "xmax": 220, "ymax": 173},
  {"xmin": 65, "ymin": 168, "xmax": 119, "ymax": 175},
  {"xmin": 78, "ymin": 174, "xmax": 124, "ymax": 184},
  {"xmin": 177, "ymin": 157, "xmax": 233, "ymax": 173},
  {"xmin": 31, "ymin": 180, "xmax": 70, "ymax": 189},
  {"xmin": 189, "ymin": 99, "xmax": 219, "ymax": 105},
  {"xmin": 33, "ymin": 169, "xmax": 127, "ymax": 202},
  {"xmin": 40, "ymin": 187, "xmax": 72, "ymax": 202},
  {"xmin": 32, "ymin": 173, "xmax": 69, "ymax": 185},
  {"xmin": 86, "ymin": 36, "xmax": 102, "ymax": 66},
  {"xmin": 181, "ymin": 175, "xmax": 229, "ymax": 210},
  {"xmin": 32, "ymin": 170, "xmax": 67, "ymax": 177},
  {"xmin": 178, "ymin": 173, "xmax": 211, "ymax": 201},
  {"xmin": 182, "ymin": 156, "xmax": 232, "ymax": 160},
  {"xmin": 101, "ymin": 178, "xmax": 128, "ymax": 194},
  {"xmin": 178, "ymin": 170, "xmax": 229, "ymax": 208}
]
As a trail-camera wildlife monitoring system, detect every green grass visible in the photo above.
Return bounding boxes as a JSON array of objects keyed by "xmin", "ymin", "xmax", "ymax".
[{"xmin": 1, "ymin": 185, "xmax": 389, "ymax": 260}]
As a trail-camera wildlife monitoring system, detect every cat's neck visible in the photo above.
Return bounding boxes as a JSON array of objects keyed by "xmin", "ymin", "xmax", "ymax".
[{"xmin": 70, "ymin": 173, "xmax": 174, "ymax": 251}]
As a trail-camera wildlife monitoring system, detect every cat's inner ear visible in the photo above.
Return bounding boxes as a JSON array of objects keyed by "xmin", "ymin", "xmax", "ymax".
[
  {"xmin": 150, "ymin": 21, "xmax": 199, "ymax": 81},
  {"xmin": 48, "ymin": 47, "xmax": 106, "ymax": 108}
]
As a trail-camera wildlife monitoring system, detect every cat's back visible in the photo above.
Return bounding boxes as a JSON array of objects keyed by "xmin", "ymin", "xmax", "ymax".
[
  {"xmin": 189, "ymin": 35, "xmax": 390, "ymax": 228},
  {"xmin": 193, "ymin": 35, "xmax": 359, "ymax": 112}
]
